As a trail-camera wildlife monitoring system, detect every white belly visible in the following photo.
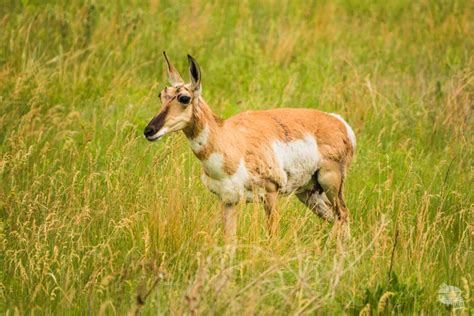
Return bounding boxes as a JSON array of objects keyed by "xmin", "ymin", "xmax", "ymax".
[
  {"xmin": 200, "ymin": 154, "xmax": 257, "ymax": 204},
  {"xmin": 200, "ymin": 135, "xmax": 320, "ymax": 203},
  {"xmin": 272, "ymin": 135, "xmax": 321, "ymax": 194}
]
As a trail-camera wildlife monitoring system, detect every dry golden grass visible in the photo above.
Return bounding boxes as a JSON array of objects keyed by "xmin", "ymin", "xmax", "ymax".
[{"xmin": 0, "ymin": 0, "xmax": 473, "ymax": 314}]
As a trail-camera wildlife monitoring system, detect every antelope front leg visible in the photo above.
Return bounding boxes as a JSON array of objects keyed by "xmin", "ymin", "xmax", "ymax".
[
  {"xmin": 222, "ymin": 203, "xmax": 238, "ymax": 244},
  {"xmin": 264, "ymin": 191, "xmax": 279, "ymax": 238}
]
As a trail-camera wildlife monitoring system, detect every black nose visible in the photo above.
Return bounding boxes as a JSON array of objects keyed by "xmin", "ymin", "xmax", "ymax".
[{"xmin": 144, "ymin": 125, "xmax": 156, "ymax": 138}]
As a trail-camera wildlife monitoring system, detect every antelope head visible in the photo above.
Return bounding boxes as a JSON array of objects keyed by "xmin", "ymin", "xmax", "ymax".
[{"xmin": 144, "ymin": 52, "xmax": 202, "ymax": 141}]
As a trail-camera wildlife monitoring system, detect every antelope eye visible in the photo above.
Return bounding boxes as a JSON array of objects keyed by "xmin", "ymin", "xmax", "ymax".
[{"xmin": 177, "ymin": 95, "xmax": 191, "ymax": 104}]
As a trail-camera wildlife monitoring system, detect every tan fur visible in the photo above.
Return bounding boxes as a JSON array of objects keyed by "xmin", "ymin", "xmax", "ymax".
[
  {"xmin": 145, "ymin": 54, "xmax": 356, "ymax": 241},
  {"xmin": 183, "ymin": 99, "xmax": 353, "ymax": 188}
]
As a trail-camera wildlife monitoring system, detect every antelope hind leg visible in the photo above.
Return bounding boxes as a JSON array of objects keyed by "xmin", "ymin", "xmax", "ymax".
[
  {"xmin": 317, "ymin": 160, "xmax": 350, "ymax": 238},
  {"xmin": 296, "ymin": 190, "xmax": 334, "ymax": 222}
]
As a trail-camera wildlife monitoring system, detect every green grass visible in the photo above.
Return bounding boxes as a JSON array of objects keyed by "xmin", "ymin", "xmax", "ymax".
[{"xmin": 0, "ymin": 0, "xmax": 472, "ymax": 314}]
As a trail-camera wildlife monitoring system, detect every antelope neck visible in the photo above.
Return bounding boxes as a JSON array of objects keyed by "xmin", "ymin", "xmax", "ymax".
[{"xmin": 183, "ymin": 98, "xmax": 223, "ymax": 156}]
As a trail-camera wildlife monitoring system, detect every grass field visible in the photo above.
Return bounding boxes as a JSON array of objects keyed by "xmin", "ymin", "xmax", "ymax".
[{"xmin": 1, "ymin": 0, "xmax": 473, "ymax": 314}]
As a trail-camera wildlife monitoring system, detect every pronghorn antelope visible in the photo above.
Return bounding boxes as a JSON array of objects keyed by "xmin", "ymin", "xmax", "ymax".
[{"xmin": 144, "ymin": 53, "xmax": 356, "ymax": 241}]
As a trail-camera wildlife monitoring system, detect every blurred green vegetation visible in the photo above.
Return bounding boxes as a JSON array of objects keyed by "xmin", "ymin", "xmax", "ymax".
[{"xmin": 0, "ymin": 0, "xmax": 472, "ymax": 314}]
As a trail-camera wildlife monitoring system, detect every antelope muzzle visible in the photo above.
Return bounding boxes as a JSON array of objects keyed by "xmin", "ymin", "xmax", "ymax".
[{"xmin": 144, "ymin": 107, "xmax": 169, "ymax": 141}]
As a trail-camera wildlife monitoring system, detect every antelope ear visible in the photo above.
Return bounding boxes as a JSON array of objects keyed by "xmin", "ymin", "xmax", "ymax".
[
  {"xmin": 187, "ymin": 54, "xmax": 201, "ymax": 94},
  {"xmin": 163, "ymin": 51, "xmax": 184, "ymax": 85}
]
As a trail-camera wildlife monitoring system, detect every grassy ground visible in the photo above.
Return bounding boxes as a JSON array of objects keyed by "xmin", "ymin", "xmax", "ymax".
[{"xmin": 1, "ymin": 0, "xmax": 473, "ymax": 314}]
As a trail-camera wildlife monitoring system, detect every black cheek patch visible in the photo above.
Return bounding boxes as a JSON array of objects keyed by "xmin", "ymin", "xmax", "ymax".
[{"xmin": 150, "ymin": 107, "xmax": 169, "ymax": 132}]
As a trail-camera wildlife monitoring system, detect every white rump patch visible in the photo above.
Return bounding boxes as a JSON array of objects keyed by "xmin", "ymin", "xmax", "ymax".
[
  {"xmin": 201, "ymin": 155, "xmax": 250, "ymax": 204},
  {"xmin": 272, "ymin": 135, "xmax": 321, "ymax": 194},
  {"xmin": 329, "ymin": 113, "xmax": 356, "ymax": 149},
  {"xmin": 188, "ymin": 124, "xmax": 209, "ymax": 153}
]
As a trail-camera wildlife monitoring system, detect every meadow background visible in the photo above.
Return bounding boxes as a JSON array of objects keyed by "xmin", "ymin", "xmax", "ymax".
[{"xmin": 0, "ymin": 0, "xmax": 473, "ymax": 314}]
